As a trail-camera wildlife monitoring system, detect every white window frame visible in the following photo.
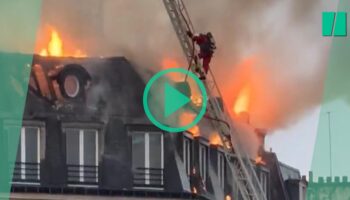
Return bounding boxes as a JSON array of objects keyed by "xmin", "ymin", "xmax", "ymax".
[
  {"xmin": 218, "ymin": 151, "xmax": 225, "ymax": 188},
  {"xmin": 65, "ymin": 128, "xmax": 99, "ymax": 185},
  {"xmin": 4, "ymin": 120, "xmax": 45, "ymax": 185},
  {"xmin": 132, "ymin": 131, "xmax": 164, "ymax": 188},
  {"xmin": 199, "ymin": 143, "xmax": 208, "ymax": 182}
]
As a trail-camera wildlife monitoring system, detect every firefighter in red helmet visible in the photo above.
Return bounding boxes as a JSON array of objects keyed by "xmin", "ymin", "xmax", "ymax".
[{"xmin": 187, "ymin": 31, "xmax": 216, "ymax": 80}]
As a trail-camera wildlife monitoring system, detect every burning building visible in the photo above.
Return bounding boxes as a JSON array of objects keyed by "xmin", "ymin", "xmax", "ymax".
[{"xmin": 0, "ymin": 50, "xmax": 307, "ymax": 200}]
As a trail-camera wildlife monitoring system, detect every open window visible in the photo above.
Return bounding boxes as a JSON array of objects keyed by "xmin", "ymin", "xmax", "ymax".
[
  {"xmin": 132, "ymin": 131, "xmax": 164, "ymax": 189},
  {"xmin": 64, "ymin": 127, "xmax": 99, "ymax": 186},
  {"xmin": 5, "ymin": 121, "xmax": 45, "ymax": 184},
  {"xmin": 218, "ymin": 151, "xmax": 226, "ymax": 188},
  {"xmin": 199, "ymin": 143, "xmax": 208, "ymax": 183}
]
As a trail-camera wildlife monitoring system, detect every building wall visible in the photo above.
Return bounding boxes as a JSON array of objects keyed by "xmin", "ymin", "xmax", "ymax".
[{"xmin": 2, "ymin": 55, "xmax": 304, "ymax": 200}]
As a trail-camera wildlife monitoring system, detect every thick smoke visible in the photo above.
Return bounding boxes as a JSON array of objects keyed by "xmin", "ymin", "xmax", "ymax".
[{"xmin": 38, "ymin": 0, "xmax": 328, "ymax": 132}]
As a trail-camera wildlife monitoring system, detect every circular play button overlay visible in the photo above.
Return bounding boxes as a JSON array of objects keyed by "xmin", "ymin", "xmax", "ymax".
[{"xmin": 143, "ymin": 68, "xmax": 208, "ymax": 132}]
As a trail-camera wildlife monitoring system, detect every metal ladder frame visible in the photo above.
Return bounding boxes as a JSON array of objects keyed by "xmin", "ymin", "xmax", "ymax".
[{"xmin": 162, "ymin": 0, "xmax": 267, "ymax": 199}]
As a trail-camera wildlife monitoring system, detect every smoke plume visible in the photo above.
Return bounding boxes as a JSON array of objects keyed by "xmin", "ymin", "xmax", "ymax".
[{"xmin": 37, "ymin": 0, "xmax": 328, "ymax": 132}]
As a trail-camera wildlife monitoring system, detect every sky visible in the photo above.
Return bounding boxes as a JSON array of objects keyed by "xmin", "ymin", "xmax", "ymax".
[{"xmin": 266, "ymin": 107, "xmax": 320, "ymax": 176}]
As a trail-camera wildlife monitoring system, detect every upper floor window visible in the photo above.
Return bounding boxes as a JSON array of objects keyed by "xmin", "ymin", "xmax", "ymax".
[
  {"xmin": 199, "ymin": 143, "xmax": 208, "ymax": 183},
  {"xmin": 132, "ymin": 131, "xmax": 164, "ymax": 188},
  {"xmin": 5, "ymin": 121, "xmax": 45, "ymax": 184},
  {"xmin": 183, "ymin": 135, "xmax": 192, "ymax": 176},
  {"xmin": 64, "ymin": 127, "xmax": 99, "ymax": 186},
  {"xmin": 218, "ymin": 151, "xmax": 225, "ymax": 188}
]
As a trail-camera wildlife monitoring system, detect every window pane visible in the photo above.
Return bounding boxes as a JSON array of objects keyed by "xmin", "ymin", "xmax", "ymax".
[
  {"xmin": 183, "ymin": 138, "xmax": 192, "ymax": 175},
  {"xmin": 84, "ymin": 129, "xmax": 97, "ymax": 183},
  {"xmin": 132, "ymin": 134, "xmax": 145, "ymax": 185},
  {"xmin": 149, "ymin": 133, "xmax": 162, "ymax": 169},
  {"xmin": 149, "ymin": 133, "xmax": 162, "ymax": 185},
  {"xmin": 199, "ymin": 145, "xmax": 207, "ymax": 181},
  {"xmin": 25, "ymin": 127, "xmax": 38, "ymax": 163},
  {"xmin": 84, "ymin": 130, "xmax": 97, "ymax": 166},
  {"xmin": 66, "ymin": 129, "xmax": 80, "ymax": 165},
  {"xmin": 25, "ymin": 127, "xmax": 39, "ymax": 181},
  {"xmin": 66, "ymin": 129, "xmax": 80, "ymax": 183}
]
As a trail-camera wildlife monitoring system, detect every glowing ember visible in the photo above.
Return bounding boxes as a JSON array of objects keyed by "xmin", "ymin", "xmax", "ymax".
[
  {"xmin": 192, "ymin": 187, "xmax": 197, "ymax": 194},
  {"xmin": 38, "ymin": 29, "xmax": 86, "ymax": 58},
  {"xmin": 209, "ymin": 133, "xmax": 223, "ymax": 146},
  {"xmin": 191, "ymin": 95, "xmax": 203, "ymax": 107},
  {"xmin": 233, "ymin": 85, "xmax": 250, "ymax": 115},
  {"xmin": 255, "ymin": 156, "xmax": 266, "ymax": 165}
]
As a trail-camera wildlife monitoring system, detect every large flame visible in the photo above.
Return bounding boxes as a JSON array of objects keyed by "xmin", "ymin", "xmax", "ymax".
[
  {"xmin": 233, "ymin": 85, "xmax": 250, "ymax": 115},
  {"xmin": 38, "ymin": 28, "xmax": 86, "ymax": 58},
  {"xmin": 47, "ymin": 30, "xmax": 63, "ymax": 57}
]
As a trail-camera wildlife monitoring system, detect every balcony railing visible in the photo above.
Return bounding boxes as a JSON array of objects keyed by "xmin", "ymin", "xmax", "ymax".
[
  {"xmin": 67, "ymin": 164, "xmax": 98, "ymax": 185},
  {"xmin": 133, "ymin": 167, "xmax": 164, "ymax": 188},
  {"xmin": 12, "ymin": 162, "xmax": 40, "ymax": 183}
]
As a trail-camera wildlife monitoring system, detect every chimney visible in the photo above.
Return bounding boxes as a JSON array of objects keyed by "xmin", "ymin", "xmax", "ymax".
[{"xmin": 255, "ymin": 128, "xmax": 267, "ymax": 152}]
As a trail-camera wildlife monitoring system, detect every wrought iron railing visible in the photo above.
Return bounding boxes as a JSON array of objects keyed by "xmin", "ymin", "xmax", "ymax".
[
  {"xmin": 133, "ymin": 167, "xmax": 164, "ymax": 188},
  {"xmin": 67, "ymin": 164, "xmax": 98, "ymax": 185},
  {"xmin": 12, "ymin": 162, "xmax": 40, "ymax": 183}
]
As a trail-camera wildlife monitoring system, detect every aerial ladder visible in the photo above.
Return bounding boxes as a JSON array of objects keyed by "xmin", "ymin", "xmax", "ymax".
[{"xmin": 162, "ymin": 1, "xmax": 267, "ymax": 200}]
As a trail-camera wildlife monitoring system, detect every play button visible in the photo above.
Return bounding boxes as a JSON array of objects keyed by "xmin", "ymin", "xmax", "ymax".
[
  {"xmin": 164, "ymin": 83, "xmax": 191, "ymax": 117},
  {"xmin": 143, "ymin": 68, "xmax": 208, "ymax": 133}
]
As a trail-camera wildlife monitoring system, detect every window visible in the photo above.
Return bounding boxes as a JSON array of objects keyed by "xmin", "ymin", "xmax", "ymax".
[
  {"xmin": 218, "ymin": 152, "xmax": 225, "ymax": 188},
  {"xmin": 183, "ymin": 136, "xmax": 192, "ymax": 176},
  {"xmin": 199, "ymin": 144, "xmax": 208, "ymax": 182},
  {"xmin": 65, "ymin": 128, "xmax": 99, "ymax": 185},
  {"xmin": 6, "ymin": 125, "xmax": 43, "ymax": 184},
  {"xmin": 132, "ymin": 131, "xmax": 164, "ymax": 188}
]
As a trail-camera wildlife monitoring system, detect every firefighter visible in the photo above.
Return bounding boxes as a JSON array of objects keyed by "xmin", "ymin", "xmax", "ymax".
[{"xmin": 187, "ymin": 31, "xmax": 216, "ymax": 80}]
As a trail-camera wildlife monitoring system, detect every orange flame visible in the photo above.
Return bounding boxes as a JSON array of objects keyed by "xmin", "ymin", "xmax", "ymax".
[
  {"xmin": 179, "ymin": 112, "xmax": 200, "ymax": 137},
  {"xmin": 38, "ymin": 28, "xmax": 86, "ymax": 58},
  {"xmin": 209, "ymin": 133, "xmax": 223, "ymax": 146},
  {"xmin": 47, "ymin": 30, "xmax": 63, "ymax": 57},
  {"xmin": 255, "ymin": 156, "xmax": 266, "ymax": 165},
  {"xmin": 233, "ymin": 85, "xmax": 250, "ymax": 115},
  {"xmin": 188, "ymin": 125, "xmax": 200, "ymax": 137},
  {"xmin": 225, "ymin": 195, "xmax": 232, "ymax": 200}
]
